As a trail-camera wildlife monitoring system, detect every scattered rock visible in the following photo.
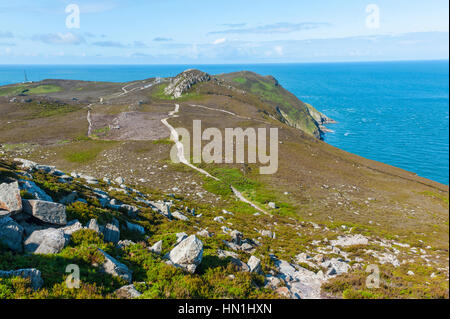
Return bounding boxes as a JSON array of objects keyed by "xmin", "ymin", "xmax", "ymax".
[{"xmin": 330, "ymin": 234, "xmax": 369, "ymax": 247}]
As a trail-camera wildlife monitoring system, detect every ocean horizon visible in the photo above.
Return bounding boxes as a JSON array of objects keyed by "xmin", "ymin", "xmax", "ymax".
[{"xmin": 0, "ymin": 60, "xmax": 448, "ymax": 185}]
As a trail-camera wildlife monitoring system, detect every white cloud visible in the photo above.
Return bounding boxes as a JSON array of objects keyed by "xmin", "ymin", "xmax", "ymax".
[
  {"xmin": 274, "ymin": 45, "xmax": 283, "ymax": 55},
  {"xmin": 32, "ymin": 32, "xmax": 85, "ymax": 45},
  {"xmin": 213, "ymin": 38, "xmax": 226, "ymax": 45}
]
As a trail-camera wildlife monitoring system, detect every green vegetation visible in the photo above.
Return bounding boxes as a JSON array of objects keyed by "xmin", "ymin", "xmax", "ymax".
[
  {"xmin": 27, "ymin": 85, "xmax": 61, "ymax": 95},
  {"xmin": 62, "ymin": 140, "xmax": 117, "ymax": 163},
  {"xmin": 233, "ymin": 77, "xmax": 247, "ymax": 84},
  {"xmin": 0, "ymin": 84, "xmax": 61, "ymax": 97}
]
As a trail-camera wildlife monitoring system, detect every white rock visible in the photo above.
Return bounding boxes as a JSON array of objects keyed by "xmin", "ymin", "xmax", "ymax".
[
  {"xmin": 247, "ymin": 256, "xmax": 262, "ymax": 274},
  {"xmin": 167, "ymin": 235, "xmax": 203, "ymax": 273},
  {"xmin": 172, "ymin": 211, "xmax": 189, "ymax": 221},
  {"xmin": 23, "ymin": 200, "xmax": 67, "ymax": 225},
  {"xmin": 98, "ymin": 249, "xmax": 132, "ymax": 283},
  {"xmin": 0, "ymin": 181, "xmax": 22, "ymax": 214},
  {"xmin": 149, "ymin": 240, "xmax": 163, "ymax": 254},
  {"xmin": 24, "ymin": 228, "xmax": 67, "ymax": 254}
]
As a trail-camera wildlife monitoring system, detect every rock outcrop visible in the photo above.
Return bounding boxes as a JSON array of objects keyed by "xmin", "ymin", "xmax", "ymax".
[{"xmin": 164, "ymin": 69, "xmax": 211, "ymax": 98}]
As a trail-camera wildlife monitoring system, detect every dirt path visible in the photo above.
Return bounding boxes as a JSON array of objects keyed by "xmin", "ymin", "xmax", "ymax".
[{"xmin": 162, "ymin": 104, "xmax": 270, "ymax": 215}]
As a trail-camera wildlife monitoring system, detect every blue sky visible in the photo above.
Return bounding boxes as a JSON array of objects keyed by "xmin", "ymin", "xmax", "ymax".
[{"xmin": 0, "ymin": 0, "xmax": 448, "ymax": 64}]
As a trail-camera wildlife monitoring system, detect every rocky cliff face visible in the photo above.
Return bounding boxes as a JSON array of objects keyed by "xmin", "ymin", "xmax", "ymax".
[{"xmin": 164, "ymin": 69, "xmax": 211, "ymax": 98}]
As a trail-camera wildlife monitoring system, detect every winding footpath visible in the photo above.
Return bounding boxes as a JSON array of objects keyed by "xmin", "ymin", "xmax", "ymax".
[{"xmin": 161, "ymin": 104, "xmax": 270, "ymax": 215}]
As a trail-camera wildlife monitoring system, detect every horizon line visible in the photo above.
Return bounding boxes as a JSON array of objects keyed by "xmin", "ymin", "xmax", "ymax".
[{"xmin": 0, "ymin": 58, "xmax": 448, "ymax": 67}]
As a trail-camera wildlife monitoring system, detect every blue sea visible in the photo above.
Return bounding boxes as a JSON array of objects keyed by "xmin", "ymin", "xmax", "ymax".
[{"xmin": 0, "ymin": 61, "xmax": 448, "ymax": 185}]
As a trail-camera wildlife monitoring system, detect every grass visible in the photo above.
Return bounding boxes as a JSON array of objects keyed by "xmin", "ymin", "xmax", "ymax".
[
  {"xmin": 0, "ymin": 84, "xmax": 61, "ymax": 97},
  {"xmin": 62, "ymin": 140, "xmax": 118, "ymax": 164},
  {"xmin": 233, "ymin": 77, "xmax": 247, "ymax": 84},
  {"xmin": 27, "ymin": 85, "xmax": 61, "ymax": 95}
]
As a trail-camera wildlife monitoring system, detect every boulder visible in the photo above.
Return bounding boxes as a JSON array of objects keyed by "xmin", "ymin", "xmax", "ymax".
[
  {"xmin": 115, "ymin": 284, "xmax": 142, "ymax": 299},
  {"xmin": 98, "ymin": 249, "xmax": 132, "ymax": 283},
  {"xmin": 23, "ymin": 200, "xmax": 67, "ymax": 225},
  {"xmin": 0, "ymin": 268, "xmax": 43, "ymax": 290},
  {"xmin": 103, "ymin": 218, "xmax": 120, "ymax": 244},
  {"xmin": 0, "ymin": 216, "xmax": 24, "ymax": 252},
  {"xmin": 19, "ymin": 180, "xmax": 53, "ymax": 202},
  {"xmin": 166, "ymin": 235, "xmax": 203, "ymax": 273},
  {"xmin": 149, "ymin": 240, "xmax": 162, "ymax": 254},
  {"xmin": 0, "ymin": 181, "xmax": 22, "ymax": 214},
  {"xmin": 24, "ymin": 228, "xmax": 67, "ymax": 254}
]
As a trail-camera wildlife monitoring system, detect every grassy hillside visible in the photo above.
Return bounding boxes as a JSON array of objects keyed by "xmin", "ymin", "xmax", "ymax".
[{"xmin": 0, "ymin": 70, "xmax": 448, "ymax": 299}]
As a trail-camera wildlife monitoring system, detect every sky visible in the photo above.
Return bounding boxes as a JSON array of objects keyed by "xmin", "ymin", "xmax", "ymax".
[{"xmin": 0, "ymin": 0, "xmax": 448, "ymax": 64}]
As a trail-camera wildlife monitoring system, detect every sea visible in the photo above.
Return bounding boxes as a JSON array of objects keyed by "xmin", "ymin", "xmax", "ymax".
[{"xmin": 0, "ymin": 60, "xmax": 448, "ymax": 185}]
